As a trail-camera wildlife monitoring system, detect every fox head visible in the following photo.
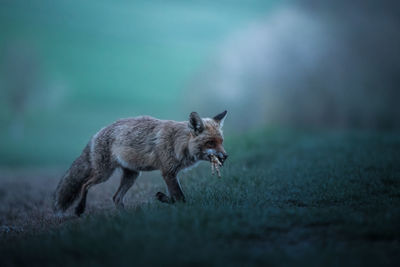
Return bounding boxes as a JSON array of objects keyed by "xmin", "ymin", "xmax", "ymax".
[{"xmin": 188, "ymin": 110, "xmax": 228, "ymax": 164}]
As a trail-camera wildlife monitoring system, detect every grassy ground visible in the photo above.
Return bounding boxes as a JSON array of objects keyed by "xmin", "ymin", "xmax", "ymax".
[{"xmin": 0, "ymin": 128, "xmax": 399, "ymax": 266}]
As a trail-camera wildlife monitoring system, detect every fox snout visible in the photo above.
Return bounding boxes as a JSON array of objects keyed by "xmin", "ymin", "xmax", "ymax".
[
  {"xmin": 217, "ymin": 151, "xmax": 228, "ymax": 164},
  {"xmin": 206, "ymin": 149, "xmax": 228, "ymax": 165}
]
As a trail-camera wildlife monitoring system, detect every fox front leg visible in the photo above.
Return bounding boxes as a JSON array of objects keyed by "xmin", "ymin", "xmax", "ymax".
[
  {"xmin": 155, "ymin": 191, "xmax": 172, "ymax": 203},
  {"xmin": 156, "ymin": 172, "xmax": 186, "ymax": 204}
]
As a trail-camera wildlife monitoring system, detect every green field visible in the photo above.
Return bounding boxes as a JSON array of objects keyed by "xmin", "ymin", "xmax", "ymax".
[{"xmin": 1, "ymin": 128, "xmax": 399, "ymax": 266}]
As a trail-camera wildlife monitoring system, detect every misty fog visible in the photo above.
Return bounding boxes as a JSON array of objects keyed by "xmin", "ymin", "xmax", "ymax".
[{"xmin": 187, "ymin": 0, "xmax": 400, "ymax": 129}]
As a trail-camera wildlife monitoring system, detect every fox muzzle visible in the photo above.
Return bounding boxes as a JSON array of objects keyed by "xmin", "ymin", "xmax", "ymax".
[{"xmin": 205, "ymin": 149, "xmax": 228, "ymax": 164}]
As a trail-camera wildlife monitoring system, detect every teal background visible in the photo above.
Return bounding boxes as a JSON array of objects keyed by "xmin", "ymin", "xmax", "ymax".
[{"xmin": 0, "ymin": 0, "xmax": 278, "ymax": 166}]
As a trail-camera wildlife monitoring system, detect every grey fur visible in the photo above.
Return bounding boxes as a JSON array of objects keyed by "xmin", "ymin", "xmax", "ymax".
[{"xmin": 53, "ymin": 112, "xmax": 228, "ymax": 216}]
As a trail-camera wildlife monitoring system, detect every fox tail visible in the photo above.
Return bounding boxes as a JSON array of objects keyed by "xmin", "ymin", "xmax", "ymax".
[{"xmin": 53, "ymin": 144, "xmax": 92, "ymax": 213}]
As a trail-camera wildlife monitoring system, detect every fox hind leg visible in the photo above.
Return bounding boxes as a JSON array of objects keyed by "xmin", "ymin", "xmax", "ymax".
[
  {"xmin": 75, "ymin": 170, "xmax": 114, "ymax": 216},
  {"xmin": 75, "ymin": 178, "xmax": 95, "ymax": 216},
  {"xmin": 113, "ymin": 168, "xmax": 139, "ymax": 209}
]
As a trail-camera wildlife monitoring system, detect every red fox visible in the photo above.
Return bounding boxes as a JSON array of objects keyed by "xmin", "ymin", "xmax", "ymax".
[{"xmin": 53, "ymin": 111, "xmax": 228, "ymax": 216}]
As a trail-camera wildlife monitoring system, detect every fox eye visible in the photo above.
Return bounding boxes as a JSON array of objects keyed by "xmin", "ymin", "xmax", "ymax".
[{"xmin": 206, "ymin": 140, "xmax": 216, "ymax": 148}]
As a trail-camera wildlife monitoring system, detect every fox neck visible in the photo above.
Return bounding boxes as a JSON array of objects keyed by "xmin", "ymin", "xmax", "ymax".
[{"xmin": 174, "ymin": 131, "xmax": 198, "ymax": 167}]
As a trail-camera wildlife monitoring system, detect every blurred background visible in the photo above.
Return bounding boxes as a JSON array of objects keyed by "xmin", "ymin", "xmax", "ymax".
[{"xmin": 1, "ymin": 0, "xmax": 399, "ymax": 167}]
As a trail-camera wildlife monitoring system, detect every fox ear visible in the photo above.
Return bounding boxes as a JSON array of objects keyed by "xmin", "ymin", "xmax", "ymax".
[
  {"xmin": 189, "ymin": 112, "xmax": 204, "ymax": 135},
  {"xmin": 213, "ymin": 110, "xmax": 227, "ymax": 127}
]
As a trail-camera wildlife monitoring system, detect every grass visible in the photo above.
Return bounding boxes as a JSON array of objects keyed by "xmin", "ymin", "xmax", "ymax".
[{"xmin": 0, "ymin": 128, "xmax": 399, "ymax": 266}]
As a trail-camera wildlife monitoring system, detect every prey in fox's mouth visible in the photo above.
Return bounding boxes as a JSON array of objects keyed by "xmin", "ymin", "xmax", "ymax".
[{"xmin": 209, "ymin": 154, "xmax": 223, "ymax": 178}]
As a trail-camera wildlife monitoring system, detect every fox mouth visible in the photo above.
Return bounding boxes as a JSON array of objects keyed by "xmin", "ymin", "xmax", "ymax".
[{"xmin": 205, "ymin": 152, "xmax": 227, "ymax": 166}]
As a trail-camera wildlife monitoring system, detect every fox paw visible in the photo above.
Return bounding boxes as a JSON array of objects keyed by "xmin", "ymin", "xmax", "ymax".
[
  {"xmin": 75, "ymin": 204, "xmax": 85, "ymax": 217},
  {"xmin": 156, "ymin": 192, "xmax": 171, "ymax": 203}
]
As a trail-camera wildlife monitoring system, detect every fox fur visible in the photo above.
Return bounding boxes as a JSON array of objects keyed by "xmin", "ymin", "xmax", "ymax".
[{"xmin": 53, "ymin": 111, "xmax": 228, "ymax": 216}]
